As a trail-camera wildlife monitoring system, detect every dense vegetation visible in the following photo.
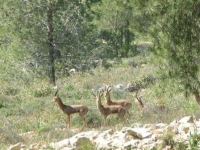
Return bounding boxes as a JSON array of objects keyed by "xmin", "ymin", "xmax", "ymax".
[{"xmin": 0, "ymin": 0, "xmax": 200, "ymax": 149}]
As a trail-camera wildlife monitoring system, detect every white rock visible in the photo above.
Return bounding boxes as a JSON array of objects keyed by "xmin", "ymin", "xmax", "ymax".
[
  {"xmin": 94, "ymin": 136, "xmax": 112, "ymax": 150},
  {"xmin": 170, "ymin": 119, "xmax": 178, "ymax": 126},
  {"xmin": 114, "ymin": 84, "xmax": 124, "ymax": 89},
  {"xmin": 178, "ymin": 123, "xmax": 194, "ymax": 134},
  {"xmin": 70, "ymin": 131, "xmax": 99, "ymax": 141},
  {"xmin": 178, "ymin": 116, "xmax": 194, "ymax": 123},
  {"xmin": 69, "ymin": 68, "xmax": 76, "ymax": 73},
  {"xmin": 73, "ymin": 137, "xmax": 92, "ymax": 149},
  {"xmin": 33, "ymin": 116, "xmax": 200, "ymax": 149},
  {"xmin": 125, "ymin": 127, "xmax": 152, "ymax": 139},
  {"xmin": 131, "ymin": 123, "xmax": 144, "ymax": 128},
  {"xmin": 144, "ymin": 124, "xmax": 156, "ymax": 130},
  {"xmin": 7, "ymin": 143, "xmax": 22, "ymax": 150},
  {"xmin": 165, "ymin": 125, "xmax": 175, "ymax": 133},
  {"xmin": 123, "ymin": 139, "xmax": 140, "ymax": 149},
  {"xmin": 50, "ymin": 139, "xmax": 70, "ymax": 150},
  {"xmin": 156, "ymin": 123, "xmax": 167, "ymax": 129},
  {"xmin": 151, "ymin": 134, "xmax": 158, "ymax": 141}
]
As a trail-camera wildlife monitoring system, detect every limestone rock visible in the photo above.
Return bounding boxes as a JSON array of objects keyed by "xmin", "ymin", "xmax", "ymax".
[
  {"xmin": 7, "ymin": 116, "xmax": 200, "ymax": 150},
  {"xmin": 178, "ymin": 116, "xmax": 194, "ymax": 123},
  {"xmin": 7, "ymin": 143, "xmax": 22, "ymax": 150},
  {"xmin": 50, "ymin": 139, "xmax": 70, "ymax": 150},
  {"xmin": 125, "ymin": 127, "xmax": 152, "ymax": 139}
]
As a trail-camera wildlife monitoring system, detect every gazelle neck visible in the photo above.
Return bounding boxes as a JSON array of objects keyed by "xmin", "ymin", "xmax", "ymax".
[
  {"xmin": 56, "ymin": 97, "xmax": 66, "ymax": 111},
  {"xmin": 105, "ymin": 93, "xmax": 112, "ymax": 104},
  {"xmin": 137, "ymin": 99, "xmax": 145, "ymax": 110},
  {"xmin": 97, "ymin": 98, "xmax": 104, "ymax": 111}
]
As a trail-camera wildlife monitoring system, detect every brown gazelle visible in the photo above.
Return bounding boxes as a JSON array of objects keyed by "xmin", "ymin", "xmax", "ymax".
[
  {"xmin": 93, "ymin": 90, "xmax": 126, "ymax": 125},
  {"xmin": 52, "ymin": 90, "xmax": 88, "ymax": 131},
  {"xmin": 135, "ymin": 91, "xmax": 165, "ymax": 115},
  {"xmin": 103, "ymin": 85, "xmax": 132, "ymax": 115}
]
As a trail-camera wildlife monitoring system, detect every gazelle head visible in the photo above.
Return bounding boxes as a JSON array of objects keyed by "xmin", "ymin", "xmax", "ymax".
[
  {"xmin": 52, "ymin": 90, "xmax": 59, "ymax": 102},
  {"xmin": 92, "ymin": 90, "xmax": 103, "ymax": 103},
  {"xmin": 134, "ymin": 90, "xmax": 145, "ymax": 109},
  {"xmin": 103, "ymin": 85, "xmax": 112, "ymax": 98},
  {"xmin": 135, "ymin": 90, "xmax": 142, "ymax": 101}
]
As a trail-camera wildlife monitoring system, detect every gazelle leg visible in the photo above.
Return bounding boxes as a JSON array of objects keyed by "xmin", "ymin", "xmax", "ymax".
[
  {"xmin": 80, "ymin": 115, "xmax": 87, "ymax": 131},
  {"xmin": 66, "ymin": 115, "xmax": 70, "ymax": 129},
  {"xmin": 125, "ymin": 111, "xmax": 130, "ymax": 123},
  {"xmin": 103, "ymin": 116, "xmax": 107, "ymax": 126},
  {"xmin": 126, "ymin": 110, "xmax": 130, "ymax": 117}
]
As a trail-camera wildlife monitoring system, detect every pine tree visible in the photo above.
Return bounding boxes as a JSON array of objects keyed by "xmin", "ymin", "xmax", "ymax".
[{"xmin": 137, "ymin": 0, "xmax": 200, "ymax": 105}]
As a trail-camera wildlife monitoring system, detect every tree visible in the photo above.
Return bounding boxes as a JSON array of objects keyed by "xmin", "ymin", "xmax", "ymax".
[
  {"xmin": 47, "ymin": 1, "xmax": 55, "ymax": 85},
  {"xmin": 0, "ymin": 0, "xmax": 30, "ymax": 84},
  {"xmin": 137, "ymin": 0, "xmax": 200, "ymax": 105},
  {"xmin": 1, "ymin": 0, "xmax": 98, "ymax": 85},
  {"xmin": 92, "ymin": 0, "xmax": 135, "ymax": 57},
  {"xmin": 1, "ymin": 0, "xmax": 57, "ymax": 84}
]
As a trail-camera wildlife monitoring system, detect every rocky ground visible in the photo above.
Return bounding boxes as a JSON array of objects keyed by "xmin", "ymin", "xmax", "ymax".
[{"xmin": 8, "ymin": 116, "xmax": 200, "ymax": 150}]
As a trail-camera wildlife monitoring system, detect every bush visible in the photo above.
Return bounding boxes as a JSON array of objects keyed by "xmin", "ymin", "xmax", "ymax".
[
  {"xmin": 0, "ymin": 101, "xmax": 4, "ymax": 108},
  {"xmin": 3, "ymin": 87, "xmax": 18, "ymax": 96},
  {"xmin": 32, "ymin": 86, "xmax": 52, "ymax": 97},
  {"xmin": 161, "ymin": 132, "xmax": 175, "ymax": 149},
  {"xmin": 189, "ymin": 128, "xmax": 200, "ymax": 150}
]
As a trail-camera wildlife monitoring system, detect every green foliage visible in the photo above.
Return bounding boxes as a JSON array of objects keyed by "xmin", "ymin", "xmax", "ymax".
[
  {"xmin": 76, "ymin": 138, "xmax": 96, "ymax": 150},
  {"xmin": 138, "ymin": 0, "xmax": 200, "ymax": 96},
  {"xmin": 0, "ymin": 102, "xmax": 4, "ymax": 108},
  {"xmin": 87, "ymin": 109, "xmax": 102, "ymax": 128},
  {"xmin": 161, "ymin": 132, "xmax": 175, "ymax": 149},
  {"xmin": 65, "ymin": 84, "xmax": 75, "ymax": 92},
  {"xmin": 3, "ymin": 130, "xmax": 24, "ymax": 145},
  {"xmin": 92, "ymin": 0, "xmax": 135, "ymax": 57},
  {"xmin": 1, "ymin": 0, "xmax": 200, "ymax": 148},
  {"xmin": 32, "ymin": 86, "xmax": 52, "ymax": 97},
  {"xmin": 0, "ymin": 55, "xmax": 200, "ymax": 148},
  {"xmin": 36, "ymin": 124, "xmax": 51, "ymax": 134},
  {"xmin": 102, "ymin": 59, "xmax": 113, "ymax": 69},
  {"xmin": 2, "ymin": 87, "xmax": 18, "ymax": 96},
  {"xmin": 189, "ymin": 128, "xmax": 200, "ymax": 150},
  {"xmin": 173, "ymin": 141, "xmax": 188, "ymax": 150}
]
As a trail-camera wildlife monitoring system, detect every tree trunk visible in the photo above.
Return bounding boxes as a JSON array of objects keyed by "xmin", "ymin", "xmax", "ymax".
[
  {"xmin": 124, "ymin": 20, "xmax": 130, "ymax": 57},
  {"xmin": 47, "ymin": 2, "xmax": 56, "ymax": 85},
  {"xmin": 194, "ymin": 92, "xmax": 200, "ymax": 106}
]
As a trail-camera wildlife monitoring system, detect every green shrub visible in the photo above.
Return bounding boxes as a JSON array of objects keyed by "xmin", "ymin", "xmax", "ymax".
[
  {"xmin": 189, "ymin": 128, "xmax": 200, "ymax": 150},
  {"xmin": 161, "ymin": 132, "xmax": 175, "ymax": 149},
  {"xmin": 0, "ymin": 108, "xmax": 15, "ymax": 117},
  {"xmin": 65, "ymin": 84, "xmax": 75, "ymax": 91},
  {"xmin": 3, "ymin": 87, "xmax": 18, "ymax": 96},
  {"xmin": 37, "ymin": 125, "xmax": 51, "ymax": 134},
  {"xmin": 76, "ymin": 138, "xmax": 96, "ymax": 150},
  {"xmin": 32, "ymin": 86, "xmax": 52, "ymax": 97},
  {"xmin": 0, "ymin": 101, "xmax": 4, "ymax": 108},
  {"xmin": 174, "ymin": 141, "xmax": 188, "ymax": 150},
  {"xmin": 86, "ymin": 110, "xmax": 102, "ymax": 128}
]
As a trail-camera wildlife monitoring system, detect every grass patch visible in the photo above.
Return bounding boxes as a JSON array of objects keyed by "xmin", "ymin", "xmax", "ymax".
[{"xmin": 0, "ymin": 55, "xmax": 200, "ymax": 148}]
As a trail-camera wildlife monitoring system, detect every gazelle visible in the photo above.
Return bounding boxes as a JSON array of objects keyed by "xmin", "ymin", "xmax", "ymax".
[
  {"xmin": 103, "ymin": 85, "xmax": 132, "ymax": 115},
  {"xmin": 52, "ymin": 90, "xmax": 88, "ymax": 131},
  {"xmin": 93, "ymin": 90, "xmax": 126, "ymax": 125},
  {"xmin": 135, "ymin": 91, "xmax": 165, "ymax": 115}
]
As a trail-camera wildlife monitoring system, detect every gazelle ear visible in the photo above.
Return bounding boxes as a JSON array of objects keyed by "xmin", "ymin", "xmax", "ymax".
[
  {"xmin": 135, "ymin": 90, "xmax": 142, "ymax": 100},
  {"xmin": 108, "ymin": 86, "xmax": 112, "ymax": 92},
  {"xmin": 100, "ymin": 92, "xmax": 103, "ymax": 97},
  {"xmin": 103, "ymin": 85, "xmax": 107, "ymax": 92},
  {"xmin": 91, "ymin": 91, "xmax": 96, "ymax": 97},
  {"xmin": 55, "ymin": 90, "xmax": 59, "ymax": 96}
]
